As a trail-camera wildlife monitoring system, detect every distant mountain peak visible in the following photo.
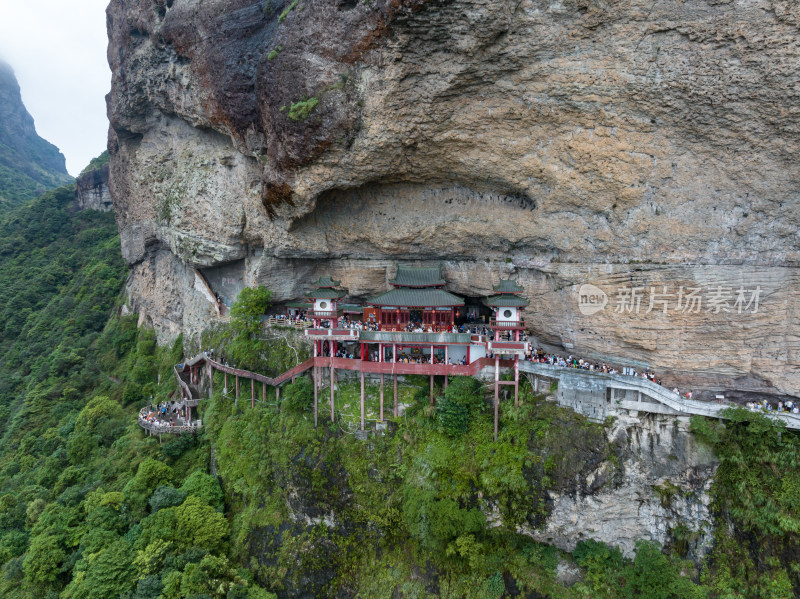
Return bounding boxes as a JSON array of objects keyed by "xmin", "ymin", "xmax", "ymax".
[{"xmin": 0, "ymin": 57, "xmax": 72, "ymax": 209}]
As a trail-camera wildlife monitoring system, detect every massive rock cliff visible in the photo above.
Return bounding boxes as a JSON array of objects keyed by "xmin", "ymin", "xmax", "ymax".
[{"xmin": 107, "ymin": 0, "xmax": 800, "ymax": 398}]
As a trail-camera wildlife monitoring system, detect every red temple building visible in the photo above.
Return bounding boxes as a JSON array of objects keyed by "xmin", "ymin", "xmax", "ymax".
[
  {"xmin": 366, "ymin": 265, "xmax": 463, "ymax": 331},
  {"xmin": 298, "ymin": 266, "xmax": 529, "ymax": 439}
]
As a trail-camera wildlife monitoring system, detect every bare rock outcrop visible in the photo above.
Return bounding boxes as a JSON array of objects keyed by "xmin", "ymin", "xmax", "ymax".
[
  {"xmin": 107, "ymin": 0, "xmax": 800, "ymax": 398},
  {"xmin": 75, "ymin": 163, "xmax": 112, "ymax": 211},
  {"xmin": 523, "ymin": 413, "xmax": 717, "ymax": 559}
]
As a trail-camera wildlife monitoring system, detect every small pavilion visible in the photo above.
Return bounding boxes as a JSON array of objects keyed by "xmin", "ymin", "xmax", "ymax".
[
  {"xmin": 484, "ymin": 278, "xmax": 529, "ymax": 440},
  {"xmin": 485, "ymin": 279, "xmax": 529, "ymax": 340},
  {"xmin": 306, "ymin": 276, "xmax": 347, "ymax": 328}
]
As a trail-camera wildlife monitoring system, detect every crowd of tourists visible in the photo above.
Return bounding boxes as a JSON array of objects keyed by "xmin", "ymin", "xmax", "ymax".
[
  {"xmin": 340, "ymin": 320, "xmax": 380, "ymax": 331},
  {"xmin": 746, "ymin": 399, "xmax": 800, "ymax": 414},
  {"xmin": 138, "ymin": 401, "xmax": 188, "ymax": 429}
]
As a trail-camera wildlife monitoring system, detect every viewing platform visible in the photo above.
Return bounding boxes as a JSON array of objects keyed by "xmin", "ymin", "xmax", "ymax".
[
  {"xmin": 487, "ymin": 340, "xmax": 530, "ymax": 355},
  {"xmin": 489, "ymin": 319, "xmax": 525, "ymax": 329},
  {"xmin": 304, "ymin": 328, "xmax": 359, "ymax": 341},
  {"xmin": 307, "ymin": 309, "xmax": 343, "ymax": 319}
]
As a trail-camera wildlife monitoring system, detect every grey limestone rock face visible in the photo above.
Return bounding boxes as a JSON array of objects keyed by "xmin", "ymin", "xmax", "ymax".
[
  {"xmin": 107, "ymin": 0, "xmax": 800, "ymax": 396},
  {"xmin": 75, "ymin": 164, "xmax": 113, "ymax": 211},
  {"xmin": 523, "ymin": 413, "xmax": 718, "ymax": 559}
]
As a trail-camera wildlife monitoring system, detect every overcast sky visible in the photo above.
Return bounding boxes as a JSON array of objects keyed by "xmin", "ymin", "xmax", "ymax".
[{"xmin": 0, "ymin": 0, "xmax": 110, "ymax": 176}]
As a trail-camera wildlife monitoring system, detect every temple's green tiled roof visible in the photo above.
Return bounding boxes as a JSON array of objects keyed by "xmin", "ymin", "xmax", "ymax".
[
  {"xmin": 340, "ymin": 304, "xmax": 363, "ymax": 313},
  {"xmin": 389, "ymin": 265, "xmax": 446, "ymax": 287},
  {"xmin": 368, "ymin": 287, "xmax": 464, "ymax": 307},
  {"xmin": 285, "ymin": 301, "xmax": 312, "ymax": 308},
  {"xmin": 310, "ymin": 275, "xmax": 341, "ymax": 288},
  {"xmin": 493, "ymin": 279, "xmax": 525, "ymax": 293},
  {"xmin": 306, "ymin": 288, "xmax": 347, "ymax": 299},
  {"xmin": 484, "ymin": 294, "xmax": 529, "ymax": 307}
]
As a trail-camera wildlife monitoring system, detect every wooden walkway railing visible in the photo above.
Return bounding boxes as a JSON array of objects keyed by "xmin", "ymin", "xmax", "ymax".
[{"xmin": 173, "ymin": 352, "xmax": 800, "ymax": 431}]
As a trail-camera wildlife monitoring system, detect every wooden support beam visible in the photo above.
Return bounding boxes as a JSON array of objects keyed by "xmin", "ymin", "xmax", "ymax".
[
  {"xmin": 430, "ymin": 374, "xmax": 434, "ymax": 405},
  {"xmin": 514, "ymin": 356, "xmax": 519, "ymax": 407},
  {"xmin": 251, "ymin": 378, "xmax": 255, "ymax": 409},
  {"xmin": 394, "ymin": 374, "xmax": 398, "ymax": 418},
  {"xmin": 494, "ymin": 356, "xmax": 500, "ymax": 442},
  {"xmin": 360, "ymin": 370, "xmax": 365, "ymax": 431},
  {"xmin": 380, "ymin": 373, "xmax": 384, "ymax": 422},
  {"xmin": 330, "ymin": 362, "xmax": 335, "ymax": 423},
  {"xmin": 263, "ymin": 382, "xmax": 266, "ymax": 404},
  {"xmin": 313, "ymin": 366, "xmax": 318, "ymax": 427},
  {"xmin": 224, "ymin": 371, "xmax": 227, "ymax": 391}
]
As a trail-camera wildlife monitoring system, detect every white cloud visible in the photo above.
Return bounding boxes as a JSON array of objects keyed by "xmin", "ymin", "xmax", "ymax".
[{"xmin": 0, "ymin": 0, "xmax": 111, "ymax": 175}]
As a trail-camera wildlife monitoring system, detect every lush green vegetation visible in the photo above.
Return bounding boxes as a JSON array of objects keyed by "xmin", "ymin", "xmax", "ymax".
[
  {"xmin": 78, "ymin": 151, "xmax": 109, "ymax": 177},
  {"xmin": 0, "ymin": 65, "xmax": 72, "ymax": 209},
  {"xmin": 0, "ymin": 180, "xmax": 274, "ymax": 598},
  {"xmin": 0, "ymin": 166, "xmax": 797, "ymax": 598},
  {"xmin": 691, "ymin": 409, "xmax": 800, "ymax": 597},
  {"xmin": 199, "ymin": 290, "xmax": 310, "ymax": 377},
  {"xmin": 192, "ymin": 366, "xmax": 707, "ymax": 597}
]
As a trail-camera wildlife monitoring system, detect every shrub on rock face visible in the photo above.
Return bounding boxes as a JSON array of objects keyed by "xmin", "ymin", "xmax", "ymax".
[
  {"xmin": 230, "ymin": 287, "xmax": 272, "ymax": 337},
  {"xmin": 437, "ymin": 397, "xmax": 469, "ymax": 437},
  {"xmin": 437, "ymin": 376, "xmax": 484, "ymax": 437},
  {"xmin": 444, "ymin": 376, "xmax": 484, "ymax": 415},
  {"xmin": 282, "ymin": 377, "xmax": 313, "ymax": 414}
]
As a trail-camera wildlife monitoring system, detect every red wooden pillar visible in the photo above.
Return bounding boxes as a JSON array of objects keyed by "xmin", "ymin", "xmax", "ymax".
[
  {"xmin": 235, "ymin": 375, "xmax": 239, "ymax": 399},
  {"xmin": 380, "ymin": 373, "xmax": 384, "ymax": 422},
  {"xmin": 360, "ymin": 370, "xmax": 365, "ymax": 431},
  {"xmin": 330, "ymin": 358, "xmax": 335, "ymax": 423},
  {"xmin": 430, "ymin": 374, "xmax": 434, "ymax": 405},
  {"xmin": 393, "ymin": 374, "xmax": 398, "ymax": 418},
  {"xmin": 494, "ymin": 356, "xmax": 500, "ymax": 442},
  {"xmin": 251, "ymin": 378, "xmax": 255, "ymax": 409},
  {"xmin": 467, "ymin": 346, "xmax": 470, "ymax": 364},
  {"xmin": 514, "ymin": 355, "xmax": 520, "ymax": 407},
  {"xmin": 262, "ymin": 382, "xmax": 266, "ymax": 405},
  {"xmin": 313, "ymin": 365, "xmax": 318, "ymax": 427}
]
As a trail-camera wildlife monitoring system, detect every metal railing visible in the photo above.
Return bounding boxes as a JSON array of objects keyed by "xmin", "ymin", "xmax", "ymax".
[
  {"xmin": 308, "ymin": 310, "xmax": 341, "ymax": 318},
  {"xmin": 517, "ymin": 361, "xmax": 800, "ymax": 430},
  {"xmin": 138, "ymin": 418, "xmax": 201, "ymax": 434}
]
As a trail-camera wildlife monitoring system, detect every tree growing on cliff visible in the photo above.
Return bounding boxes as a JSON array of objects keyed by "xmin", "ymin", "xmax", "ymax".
[{"xmin": 230, "ymin": 287, "xmax": 272, "ymax": 337}]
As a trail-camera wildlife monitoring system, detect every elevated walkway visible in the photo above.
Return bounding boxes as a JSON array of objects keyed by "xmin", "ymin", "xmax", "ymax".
[
  {"xmin": 167, "ymin": 353, "xmax": 800, "ymax": 436},
  {"xmin": 518, "ymin": 362, "xmax": 800, "ymax": 430}
]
